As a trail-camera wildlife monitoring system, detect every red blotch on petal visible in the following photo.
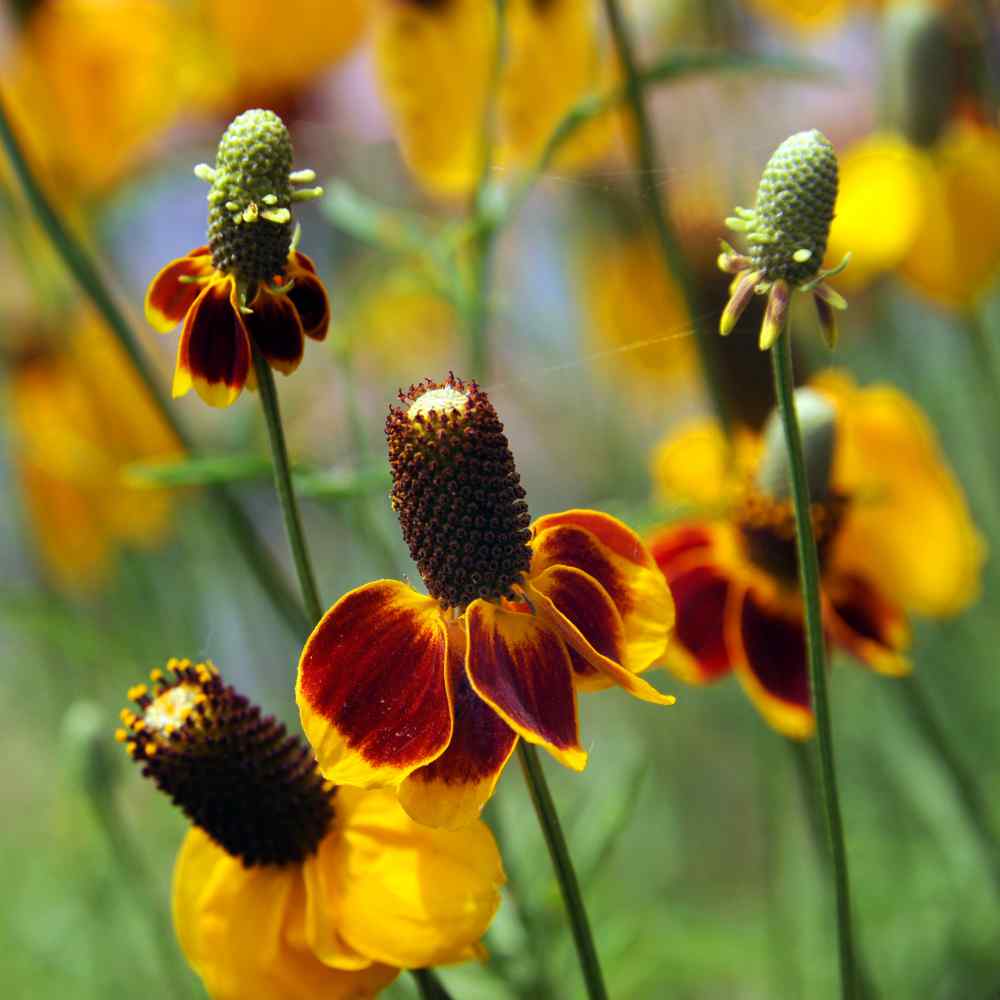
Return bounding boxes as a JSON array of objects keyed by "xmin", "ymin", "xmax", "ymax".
[
  {"xmin": 465, "ymin": 600, "xmax": 585, "ymax": 771},
  {"xmin": 298, "ymin": 581, "xmax": 452, "ymax": 787},
  {"xmin": 144, "ymin": 249, "xmax": 214, "ymax": 332},
  {"xmin": 287, "ymin": 255, "xmax": 330, "ymax": 341},
  {"xmin": 245, "ymin": 288, "xmax": 305, "ymax": 375},
  {"xmin": 829, "ymin": 573, "xmax": 911, "ymax": 676},
  {"xmin": 670, "ymin": 564, "xmax": 733, "ymax": 682},
  {"xmin": 739, "ymin": 588, "xmax": 812, "ymax": 710},
  {"xmin": 399, "ymin": 636, "xmax": 518, "ymax": 829},
  {"xmin": 176, "ymin": 279, "xmax": 251, "ymax": 407}
]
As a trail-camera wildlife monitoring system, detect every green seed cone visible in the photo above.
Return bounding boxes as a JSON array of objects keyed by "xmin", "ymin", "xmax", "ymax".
[
  {"xmin": 208, "ymin": 109, "xmax": 294, "ymax": 287},
  {"xmin": 749, "ymin": 130, "xmax": 838, "ymax": 287}
]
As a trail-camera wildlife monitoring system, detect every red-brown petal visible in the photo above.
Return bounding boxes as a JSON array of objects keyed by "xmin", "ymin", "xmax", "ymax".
[
  {"xmin": 144, "ymin": 250, "xmax": 214, "ymax": 332},
  {"xmin": 668, "ymin": 563, "xmax": 734, "ymax": 683},
  {"xmin": 465, "ymin": 600, "xmax": 586, "ymax": 771},
  {"xmin": 525, "ymin": 569, "xmax": 675, "ymax": 704},
  {"xmin": 244, "ymin": 288, "xmax": 305, "ymax": 375},
  {"xmin": 174, "ymin": 279, "xmax": 251, "ymax": 407},
  {"xmin": 297, "ymin": 581, "xmax": 452, "ymax": 788},
  {"xmin": 287, "ymin": 256, "xmax": 330, "ymax": 341},
  {"xmin": 399, "ymin": 635, "xmax": 519, "ymax": 829},
  {"xmin": 731, "ymin": 586, "xmax": 815, "ymax": 739},
  {"xmin": 828, "ymin": 573, "xmax": 911, "ymax": 676},
  {"xmin": 648, "ymin": 523, "xmax": 715, "ymax": 570}
]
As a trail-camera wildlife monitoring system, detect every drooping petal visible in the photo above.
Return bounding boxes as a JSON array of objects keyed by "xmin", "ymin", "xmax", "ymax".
[
  {"xmin": 827, "ymin": 572, "xmax": 911, "ymax": 677},
  {"xmin": 720, "ymin": 269, "xmax": 761, "ymax": 336},
  {"xmin": 173, "ymin": 828, "xmax": 398, "ymax": 1000},
  {"xmin": 465, "ymin": 599, "xmax": 586, "ymax": 771},
  {"xmin": 531, "ymin": 510, "xmax": 673, "ymax": 676},
  {"xmin": 144, "ymin": 247, "xmax": 213, "ymax": 332},
  {"xmin": 325, "ymin": 786, "xmax": 504, "ymax": 968},
  {"xmin": 245, "ymin": 288, "xmax": 305, "ymax": 375},
  {"xmin": 759, "ymin": 279, "xmax": 790, "ymax": 351},
  {"xmin": 288, "ymin": 253, "xmax": 331, "ymax": 340},
  {"xmin": 730, "ymin": 586, "xmax": 815, "ymax": 740},
  {"xmin": 399, "ymin": 633, "xmax": 518, "ymax": 830},
  {"xmin": 813, "ymin": 369, "xmax": 986, "ymax": 617},
  {"xmin": 174, "ymin": 278, "xmax": 251, "ymax": 407},
  {"xmin": 297, "ymin": 581, "xmax": 452, "ymax": 788},
  {"xmin": 525, "ymin": 569, "xmax": 675, "ymax": 705}
]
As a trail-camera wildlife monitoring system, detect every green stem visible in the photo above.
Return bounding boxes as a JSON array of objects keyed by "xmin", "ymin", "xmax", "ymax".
[
  {"xmin": 897, "ymin": 675, "xmax": 1000, "ymax": 892},
  {"xmin": 770, "ymin": 333, "xmax": 856, "ymax": 998},
  {"xmin": 251, "ymin": 349, "xmax": 324, "ymax": 625},
  {"xmin": 517, "ymin": 742, "xmax": 608, "ymax": 1000},
  {"xmin": 598, "ymin": 0, "xmax": 732, "ymax": 436},
  {"xmin": 0, "ymin": 93, "xmax": 311, "ymax": 639},
  {"xmin": 411, "ymin": 968, "xmax": 455, "ymax": 1000}
]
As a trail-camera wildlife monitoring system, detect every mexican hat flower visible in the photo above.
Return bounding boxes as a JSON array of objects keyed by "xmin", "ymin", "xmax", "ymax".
[
  {"xmin": 298, "ymin": 375, "xmax": 675, "ymax": 829},
  {"xmin": 117, "ymin": 659, "xmax": 504, "ymax": 1000},
  {"xmin": 8, "ymin": 313, "xmax": 182, "ymax": 591},
  {"xmin": 647, "ymin": 371, "xmax": 984, "ymax": 739},
  {"xmin": 719, "ymin": 129, "xmax": 850, "ymax": 350},
  {"xmin": 145, "ymin": 109, "xmax": 329, "ymax": 407}
]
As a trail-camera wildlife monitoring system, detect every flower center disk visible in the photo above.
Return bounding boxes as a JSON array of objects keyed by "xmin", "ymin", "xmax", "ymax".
[{"xmin": 386, "ymin": 374, "xmax": 533, "ymax": 609}]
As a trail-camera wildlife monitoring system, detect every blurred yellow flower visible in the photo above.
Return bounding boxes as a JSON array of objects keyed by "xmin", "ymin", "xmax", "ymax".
[
  {"xmin": 745, "ymin": 0, "xmax": 881, "ymax": 33},
  {"xmin": 119, "ymin": 660, "xmax": 503, "ymax": 999},
  {"xmin": 826, "ymin": 122, "xmax": 1000, "ymax": 307},
  {"xmin": 581, "ymin": 233, "xmax": 697, "ymax": 387},
  {"xmin": 9, "ymin": 313, "xmax": 182, "ymax": 590},
  {"xmin": 648, "ymin": 370, "xmax": 983, "ymax": 738},
  {"xmin": 372, "ymin": 0, "xmax": 615, "ymax": 197},
  {"xmin": 3, "ymin": 0, "xmax": 197, "ymax": 199},
  {"xmin": 203, "ymin": 0, "xmax": 368, "ymax": 107}
]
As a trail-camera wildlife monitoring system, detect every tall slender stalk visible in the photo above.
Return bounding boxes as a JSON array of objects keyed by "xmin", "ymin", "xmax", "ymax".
[
  {"xmin": 770, "ymin": 333, "xmax": 857, "ymax": 998},
  {"xmin": 0, "ymin": 94, "xmax": 312, "ymax": 639},
  {"xmin": 251, "ymin": 350, "xmax": 324, "ymax": 625},
  {"xmin": 598, "ymin": 0, "xmax": 731, "ymax": 435},
  {"xmin": 517, "ymin": 743, "xmax": 608, "ymax": 1000}
]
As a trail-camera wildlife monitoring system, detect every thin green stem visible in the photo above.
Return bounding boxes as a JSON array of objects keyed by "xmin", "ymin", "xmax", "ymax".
[
  {"xmin": 251, "ymin": 349, "xmax": 324, "ymax": 625},
  {"xmin": 770, "ymin": 333, "xmax": 856, "ymax": 998},
  {"xmin": 517, "ymin": 742, "xmax": 608, "ymax": 1000},
  {"xmin": 0, "ymin": 92, "xmax": 311, "ymax": 639},
  {"xmin": 411, "ymin": 968, "xmax": 455, "ymax": 1000},
  {"xmin": 598, "ymin": 0, "xmax": 732, "ymax": 436},
  {"xmin": 897, "ymin": 675, "xmax": 1000, "ymax": 893}
]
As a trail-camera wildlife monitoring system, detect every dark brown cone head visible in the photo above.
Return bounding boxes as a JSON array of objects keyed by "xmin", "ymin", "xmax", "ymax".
[
  {"xmin": 386, "ymin": 374, "xmax": 533, "ymax": 609},
  {"xmin": 117, "ymin": 660, "xmax": 334, "ymax": 868}
]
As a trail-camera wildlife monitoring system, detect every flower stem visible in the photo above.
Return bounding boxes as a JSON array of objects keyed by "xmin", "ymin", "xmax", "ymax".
[
  {"xmin": 599, "ymin": 0, "xmax": 732, "ymax": 436},
  {"xmin": 0, "ymin": 94, "xmax": 312, "ymax": 639},
  {"xmin": 251, "ymin": 349, "xmax": 324, "ymax": 624},
  {"xmin": 770, "ymin": 333, "xmax": 857, "ymax": 998},
  {"xmin": 897, "ymin": 674, "xmax": 1000, "ymax": 893},
  {"xmin": 411, "ymin": 968, "xmax": 455, "ymax": 1000},
  {"xmin": 517, "ymin": 742, "xmax": 608, "ymax": 1000}
]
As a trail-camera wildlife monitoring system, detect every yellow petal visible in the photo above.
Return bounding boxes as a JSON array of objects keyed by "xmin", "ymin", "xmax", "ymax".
[
  {"xmin": 327, "ymin": 787, "xmax": 505, "ymax": 968},
  {"xmin": 745, "ymin": 0, "xmax": 859, "ymax": 34},
  {"xmin": 499, "ymin": 0, "xmax": 614, "ymax": 170},
  {"xmin": 824, "ymin": 132, "xmax": 929, "ymax": 293},
  {"xmin": 173, "ymin": 829, "xmax": 396, "ymax": 1000},
  {"xmin": 813, "ymin": 369, "xmax": 986, "ymax": 617},
  {"xmin": 898, "ymin": 122, "xmax": 1000, "ymax": 307},
  {"xmin": 649, "ymin": 418, "xmax": 758, "ymax": 510},
  {"xmin": 372, "ymin": 0, "xmax": 495, "ymax": 197}
]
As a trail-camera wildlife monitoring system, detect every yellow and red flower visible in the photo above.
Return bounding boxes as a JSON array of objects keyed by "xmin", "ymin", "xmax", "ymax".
[
  {"xmin": 146, "ymin": 243, "xmax": 329, "ymax": 407},
  {"xmin": 298, "ymin": 375, "xmax": 675, "ymax": 829},
  {"xmin": 144, "ymin": 109, "xmax": 329, "ymax": 407},
  {"xmin": 648, "ymin": 371, "xmax": 984, "ymax": 739},
  {"xmin": 119, "ymin": 660, "xmax": 503, "ymax": 999}
]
